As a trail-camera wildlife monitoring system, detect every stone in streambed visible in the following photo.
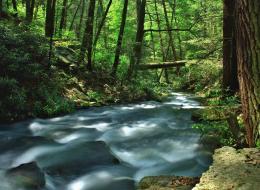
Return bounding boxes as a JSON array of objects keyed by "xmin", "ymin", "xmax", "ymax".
[
  {"xmin": 38, "ymin": 141, "xmax": 120, "ymax": 176},
  {"xmin": 5, "ymin": 162, "xmax": 45, "ymax": 189}
]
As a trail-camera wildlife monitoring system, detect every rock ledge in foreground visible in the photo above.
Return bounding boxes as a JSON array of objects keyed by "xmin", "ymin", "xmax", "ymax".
[{"xmin": 193, "ymin": 146, "xmax": 260, "ymax": 190}]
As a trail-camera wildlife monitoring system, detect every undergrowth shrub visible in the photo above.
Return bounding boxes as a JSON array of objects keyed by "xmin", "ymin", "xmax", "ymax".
[
  {"xmin": 173, "ymin": 59, "xmax": 222, "ymax": 92},
  {"xmin": 0, "ymin": 22, "xmax": 75, "ymax": 122}
]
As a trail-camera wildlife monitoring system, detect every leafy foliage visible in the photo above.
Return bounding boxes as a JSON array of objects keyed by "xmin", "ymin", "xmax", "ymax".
[{"xmin": 0, "ymin": 23, "xmax": 75, "ymax": 122}]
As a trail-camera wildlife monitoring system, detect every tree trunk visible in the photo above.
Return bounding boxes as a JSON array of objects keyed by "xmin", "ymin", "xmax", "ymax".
[
  {"xmin": 26, "ymin": 0, "xmax": 35, "ymax": 23},
  {"xmin": 162, "ymin": 0, "xmax": 177, "ymax": 61},
  {"xmin": 78, "ymin": 0, "xmax": 96, "ymax": 71},
  {"xmin": 154, "ymin": 0, "xmax": 168, "ymax": 82},
  {"xmin": 147, "ymin": 11, "xmax": 156, "ymax": 61},
  {"xmin": 59, "ymin": 0, "xmax": 68, "ymax": 37},
  {"xmin": 77, "ymin": 0, "xmax": 86, "ymax": 38},
  {"xmin": 69, "ymin": 0, "xmax": 82, "ymax": 31},
  {"xmin": 45, "ymin": 0, "xmax": 56, "ymax": 37},
  {"xmin": 127, "ymin": 0, "xmax": 146, "ymax": 79},
  {"xmin": 223, "ymin": 0, "xmax": 239, "ymax": 94},
  {"xmin": 235, "ymin": 0, "xmax": 260, "ymax": 147},
  {"xmin": 12, "ymin": 0, "xmax": 17, "ymax": 12},
  {"xmin": 112, "ymin": 0, "xmax": 128, "ymax": 77},
  {"xmin": 93, "ymin": 0, "xmax": 112, "ymax": 48},
  {"xmin": 0, "ymin": 0, "xmax": 3, "ymax": 17}
]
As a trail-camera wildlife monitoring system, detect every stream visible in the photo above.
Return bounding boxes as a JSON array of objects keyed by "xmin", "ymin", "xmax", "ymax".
[{"xmin": 0, "ymin": 92, "xmax": 213, "ymax": 190}]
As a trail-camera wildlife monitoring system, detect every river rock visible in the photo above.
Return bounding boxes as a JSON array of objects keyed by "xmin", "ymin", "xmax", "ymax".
[
  {"xmin": 39, "ymin": 141, "xmax": 120, "ymax": 176},
  {"xmin": 193, "ymin": 146, "xmax": 260, "ymax": 190},
  {"xmin": 5, "ymin": 162, "xmax": 45, "ymax": 189},
  {"xmin": 138, "ymin": 176, "xmax": 199, "ymax": 190},
  {"xmin": 0, "ymin": 136, "xmax": 57, "ymax": 168}
]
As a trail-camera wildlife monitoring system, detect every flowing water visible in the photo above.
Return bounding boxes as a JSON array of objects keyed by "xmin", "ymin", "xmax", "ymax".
[{"xmin": 0, "ymin": 92, "xmax": 213, "ymax": 190}]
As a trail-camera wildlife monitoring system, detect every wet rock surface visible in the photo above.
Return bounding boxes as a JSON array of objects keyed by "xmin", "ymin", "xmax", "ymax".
[
  {"xmin": 6, "ymin": 162, "xmax": 45, "ymax": 189},
  {"xmin": 193, "ymin": 146, "xmax": 260, "ymax": 190},
  {"xmin": 38, "ymin": 140, "xmax": 120, "ymax": 176},
  {"xmin": 138, "ymin": 176, "xmax": 199, "ymax": 190}
]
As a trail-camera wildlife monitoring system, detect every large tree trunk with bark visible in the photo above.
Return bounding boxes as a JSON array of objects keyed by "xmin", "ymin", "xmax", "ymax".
[
  {"xmin": 78, "ymin": 0, "xmax": 96, "ymax": 71},
  {"xmin": 223, "ymin": 0, "xmax": 239, "ymax": 94},
  {"xmin": 235, "ymin": 0, "xmax": 260, "ymax": 147}
]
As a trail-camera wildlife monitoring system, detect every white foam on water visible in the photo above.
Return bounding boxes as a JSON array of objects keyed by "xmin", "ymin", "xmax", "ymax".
[
  {"xmin": 12, "ymin": 146, "xmax": 60, "ymax": 168},
  {"xmin": 73, "ymin": 122, "xmax": 111, "ymax": 131}
]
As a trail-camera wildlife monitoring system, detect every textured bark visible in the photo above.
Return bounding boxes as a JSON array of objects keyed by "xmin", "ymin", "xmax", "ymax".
[
  {"xmin": 78, "ymin": 0, "xmax": 96, "ymax": 71},
  {"xmin": 112, "ymin": 0, "xmax": 128, "ymax": 77},
  {"xmin": 223, "ymin": 0, "xmax": 239, "ymax": 94},
  {"xmin": 235, "ymin": 0, "xmax": 260, "ymax": 147}
]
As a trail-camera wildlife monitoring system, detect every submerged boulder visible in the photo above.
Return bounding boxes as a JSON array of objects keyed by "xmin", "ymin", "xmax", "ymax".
[
  {"xmin": 38, "ymin": 141, "xmax": 120, "ymax": 176},
  {"xmin": 6, "ymin": 162, "xmax": 45, "ymax": 189}
]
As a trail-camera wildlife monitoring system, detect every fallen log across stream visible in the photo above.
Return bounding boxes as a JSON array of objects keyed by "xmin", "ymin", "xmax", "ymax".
[{"xmin": 137, "ymin": 60, "xmax": 186, "ymax": 70}]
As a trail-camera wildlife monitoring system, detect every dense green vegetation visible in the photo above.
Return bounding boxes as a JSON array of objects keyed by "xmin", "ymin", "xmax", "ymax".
[{"xmin": 0, "ymin": 0, "xmax": 259, "ymax": 148}]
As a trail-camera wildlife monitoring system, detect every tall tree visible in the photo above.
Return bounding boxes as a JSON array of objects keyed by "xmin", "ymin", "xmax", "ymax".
[
  {"xmin": 26, "ymin": 0, "xmax": 35, "ymax": 23},
  {"xmin": 112, "ymin": 0, "xmax": 128, "ymax": 77},
  {"xmin": 223, "ymin": 0, "xmax": 238, "ymax": 94},
  {"xmin": 93, "ymin": 0, "xmax": 112, "ymax": 48},
  {"xmin": 127, "ymin": 0, "xmax": 146, "ymax": 79},
  {"xmin": 235, "ymin": 0, "xmax": 260, "ymax": 147},
  {"xmin": 45, "ymin": 0, "xmax": 56, "ymax": 37},
  {"xmin": 78, "ymin": 0, "xmax": 96, "ymax": 71},
  {"xmin": 76, "ymin": 0, "xmax": 86, "ymax": 38},
  {"xmin": 0, "ymin": 0, "xmax": 3, "ymax": 17},
  {"xmin": 59, "ymin": 0, "xmax": 68, "ymax": 37},
  {"xmin": 69, "ymin": 0, "xmax": 83, "ymax": 31},
  {"xmin": 154, "ymin": 0, "xmax": 167, "ymax": 82},
  {"xmin": 11, "ymin": 0, "xmax": 17, "ymax": 12},
  {"xmin": 162, "ymin": 0, "xmax": 177, "ymax": 61}
]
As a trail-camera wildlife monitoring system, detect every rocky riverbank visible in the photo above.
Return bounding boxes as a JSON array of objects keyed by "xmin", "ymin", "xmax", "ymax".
[
  {"xmin": 138, "ymin": 146, "xmax": 260, "ymax": 190},
  {"xmin": 193, "ymin": 146, "xmax": 260, "ymax": 190}
]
